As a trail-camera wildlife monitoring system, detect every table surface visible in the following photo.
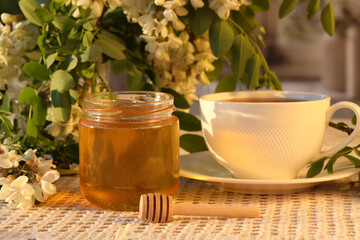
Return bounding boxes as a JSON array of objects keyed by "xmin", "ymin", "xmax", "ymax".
[{"xmin": 1, "ymin": 120, "xmax": 360, "ymax": 240}]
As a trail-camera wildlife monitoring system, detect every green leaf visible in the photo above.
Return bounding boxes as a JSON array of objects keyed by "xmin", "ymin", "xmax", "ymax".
[
  {"xmin": 18, "ymin": 87, "xmax": 37, "ymax": 105},
  {"xmin": 231, "ymin": 34, "xmax": 254, "ymax": 79},
  {"xmin": 352, "ymin": 114, "xmax": 357, "ymax": 125},
  {"xmin": 38, "ymin": 34, "xmax": 46, "ymax": 58},
  {"xmin": 64, "ymin": 143, "xmax": 79, "ymax": 163},
  {"xmin": 324, "ymin": 155, "xmax": 339, "ymax": 174},
  {"xmin": 321, "ymin": 3, "xmax": 335, "ymax": 36},
  {"xmin": 94, "ymin": 30, "xmax": 126, "ymax": 60},
  {"xmin": 33, "ymin": 98, "xmax": 47, "ymax": 127},
  {"xmin": 23, "ymin": 62, "xmax": 50, "ymax": 81},
  {"xmin": 334, "ymin": 146, "xmax": 353, "ymax": 158},
  {"xmin": 88, "ymin": 45, "xmax": 103, "ymax": 62},
  {"xmin": 82, "ymin": 31, "xmax": 94, "ymax": 46},
  {"xmin": 19, "ymin": 0, "xmax": 42, "ymax": 26},
  {"xmin": 250, "ymin": 0, "xmax": 269, "ymax": 12},
  {"xmin": 307, "ymin": 0, "xmax": 320, "ymax": 20},
  {"xmin": 206, "ymin": 59, "xmax": 224, "ymax": 82},
  {"xmin": 209, "ymin": 17, "xmax": 234, "ymax": 57},
  {"xmin": 46, "ymin": 52, "xmax": 58, "ymax": 68},
  {"xmin": 269, "ymin": 71, "xmax": 282, "ymax": 90},
  {"xmin": 51, "ymin": 70, "xmax": 75, "ymax": 92},
  {"xmin": 354, "ymin": 148, "xmax": 360, "ymax": 156},
  {"xmin": 190, "ymin": 6, "xmax": 215, "ymax": 36},
  {"xmin": 34, "ymin": 7, "xmax": 54, "ymax": 24},
  {"xmin": 0, "ymin": 91, "xmax": 11, "ymax": 112},
  {"xmin": 111, "ymin": 60, "xmax": 127, "ymax": 76},
  {"xmin": 82, "ymin": 19, "xmax": 96, "ymax": 31},
  {"xmin": 172, "ymin": 111, "xmax": 201, "ymax": 131},
  {"xmin": 26, "ymin": 119, "xmax": 38, "ymax": 138},
  {"xmin": 0, "ymin": 117, "xmax": 13, "ymax": 134},
  {"xmin": 344, "ymin": 155, "xmax": 360, "ymax": 167},
  {"xmin": 66, "ymin": 55, "xmax": 78, "ymax": 71},
  {"xmin": 230, "ymin": 6, "xmax": 257, "ymax": 34},
  {"xmin": 306, "ymin": 157, "xmax": 326, "ymax": 178},
  {"xmin": 11, "ymin": 135, "xmax": 21, "ymax": 144},
  {"xmin": 53, "ymin": 15, "xmax": 76, "ymax": 32},
  {"xmin": 279, "ymin": 0, "xmax": 299, "ymax": 19},
  {"xmin": 126, "ymin": 71, "xmax": 145, "ymax": 90},
  {"xmin": 80, "ymin": 63, "xmax": 95, "ymax": 78},
  {"xmin": 215, "ymin": 75, "xmax": 237, "ymax": 93},
  {"xmin": 161, "ymin": 88, "xmax": 190, "ymax": 109},
  {"xmin": 180, "ymin": 134, "xmax": 208, "ymax": 153},
  {"xmin": 246, "ymin": 54, "xmax": 261, "ymax": 90},
  {"xmin": 69, "ymin": 89, "xmax": 78, "ymax": 105},
  {"xmin": 50, "ymin": 90, "xmax": 72, "ymax": 123}
]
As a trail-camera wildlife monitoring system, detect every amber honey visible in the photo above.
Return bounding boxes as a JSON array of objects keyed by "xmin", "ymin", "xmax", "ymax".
[{"xmin": 79, "ymin": 92, "xmax": 179, "ymax": 211}]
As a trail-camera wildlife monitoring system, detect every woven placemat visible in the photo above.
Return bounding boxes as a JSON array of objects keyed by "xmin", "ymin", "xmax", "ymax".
[{"xmin": 0, "ymin": 175, "xmax": 359, "ymax": 240}]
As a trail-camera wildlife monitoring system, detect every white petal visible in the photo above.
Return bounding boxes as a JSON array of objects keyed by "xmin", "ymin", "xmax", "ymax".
[
  {"xmin": 41, "ymin": 180, "xmax": 57, "ymax": 195},
  {"xmin": 163, "ymin": 9, "xmax": 177, "ymax": 21},
  {"xmin": 21, "ymin": 183, "xmax": 35, "ymax": 196},
  {"xmin": 10, "ymin": 176, "xmax": 28, "ymax": 189},
  {"xmin": 0, "ymin": 184, "xmax": 10, "ymax": 199},
  {"xmin": 23, "ymin": 149, "xmax": 36, "ymax": 161},
  {"xmin": 0, "ymin": 177, "xmax": 9, "ymax": 185},
  {"xmin": 91, "ymin": 1, "xmax": 104, "ymax": 18},
  {"xmin": 190, "ymin": 0, "xmax": 204, "ymax": 9},
  {"xmin": 175, "ymin": 6, "xmax": 188, "ymax": 16},
  {"xmin": 172, "ymin": 19, "xmax": 185, "ymax": 31},
  {"xmin": 17, "ymin": 196, "xmax": 34, "ymax": 209},
  {"xmin": 41, "ymin": 170, "xmax": 60, "ymax": 183},
  {"xmin": 5, "ymin": 190, "xmax": 20, "ymax": 203},
  {"xmin": 155, "ymin": 0, "xmax": 165, "ymax": 5},
  {"xmin": 34, "ymin": 183, "xmax": 47, "ymax": 202},
  {"xmin": 1, "ymin": 13, "xmax": 17, "ymax": 24},
  {"xmin": 0, "ymin": 160, "xmax": 12, "ymax": 169}
]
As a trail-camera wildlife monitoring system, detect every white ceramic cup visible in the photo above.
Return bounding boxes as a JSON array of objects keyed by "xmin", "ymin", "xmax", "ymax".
[{"xmin": 199, "ymin": 91, "xmax": 360, "ymax": 180}]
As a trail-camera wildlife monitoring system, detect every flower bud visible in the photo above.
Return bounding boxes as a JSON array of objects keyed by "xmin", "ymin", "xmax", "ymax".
[{"xmin": 1, "ymin": 13, "xmax": 16, "ymax": 24}]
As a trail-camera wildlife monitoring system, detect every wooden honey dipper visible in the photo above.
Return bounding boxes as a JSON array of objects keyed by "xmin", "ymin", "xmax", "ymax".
[{"xmin": 139, "ymin": 193, "xmax": 261, "ymax": 223}]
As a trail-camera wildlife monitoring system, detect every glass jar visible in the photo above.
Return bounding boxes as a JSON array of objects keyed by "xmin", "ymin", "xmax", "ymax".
[{"xmin": 79, "ymin": 91, "xmax": 179, "ymax": 211}]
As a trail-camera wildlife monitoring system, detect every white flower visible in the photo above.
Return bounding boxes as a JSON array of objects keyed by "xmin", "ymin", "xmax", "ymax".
[
  {"xmin": 45, "ymin": 104, "xmax": 83, "ymax": 142},
  {"xmin": 0, "ymin": 145, "xmax": 21, "ymax": 169},
  {"xmin": 0, "ymin": 148, "xmax": 60, "ymax": 209},
  {"xmin": 0, "ymin": 175, "xmax": 35, "ymax": 209},
  {"xmin": 209, "ymin": 0, "xmax": 242, "ymax": 19},
  {"xmin": 33, "ymin": 170, "xmax": 60, "ymax": 202},
  {"xmin": 0, "ymin": 20, "xmax": 39, "ymax": 84}
]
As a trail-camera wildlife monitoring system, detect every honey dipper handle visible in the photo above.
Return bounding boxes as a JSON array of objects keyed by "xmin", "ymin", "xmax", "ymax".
[{"xmin": 173, "ymin": 204, "xmax": 260, "ymax": 218}]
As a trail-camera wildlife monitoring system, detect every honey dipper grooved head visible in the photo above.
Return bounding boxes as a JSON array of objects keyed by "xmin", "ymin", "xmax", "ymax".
[{"xmin": 139, "ymin": 193, "xmax": 173, "ymax": 223}]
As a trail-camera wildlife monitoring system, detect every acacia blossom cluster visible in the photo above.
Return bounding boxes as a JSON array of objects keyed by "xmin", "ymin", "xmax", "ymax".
[
  {"xmin": 0, "ymin": 14, "xmax": 38, "ymax": 95},
  {"xmin": 0, "ymin": 147, "xmax": 60, "ymax": 209},
  {"xmin": 70, "ymin": 0, "xmax": 246, "ymax": 103},
  {"xmin": 45, "ymin": 104, "xmax": 83, "ymax": 143}
]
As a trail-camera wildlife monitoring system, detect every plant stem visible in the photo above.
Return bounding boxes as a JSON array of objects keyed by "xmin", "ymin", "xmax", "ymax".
[{"xmin": 329, "ymin": 121, "xmax": 353, "ymax": 135}]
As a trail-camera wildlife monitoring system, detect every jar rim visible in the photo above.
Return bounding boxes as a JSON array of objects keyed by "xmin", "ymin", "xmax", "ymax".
[
  {"xmin": 82, "ymin": 91, "xmax": 175, "ymax": 120},
  {"xmin": 83, "ymin": 91, "xmax": 173, "ymax": 107}
]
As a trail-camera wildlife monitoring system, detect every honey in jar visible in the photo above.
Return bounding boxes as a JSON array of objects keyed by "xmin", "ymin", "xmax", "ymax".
[{"xmin": 79, "ymin": 91, "xmax": 179, "ymax": 211}]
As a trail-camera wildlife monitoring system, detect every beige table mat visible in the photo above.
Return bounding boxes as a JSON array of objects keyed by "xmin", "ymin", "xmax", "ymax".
[{"xmin": 0, "ymin": 175, "xmax": 359, "ymax": 240}]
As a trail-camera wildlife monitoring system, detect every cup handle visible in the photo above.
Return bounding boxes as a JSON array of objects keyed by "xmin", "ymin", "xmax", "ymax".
[{"xmin": 317, "ymin": 101, "xmax": 360, "ymax": 159}]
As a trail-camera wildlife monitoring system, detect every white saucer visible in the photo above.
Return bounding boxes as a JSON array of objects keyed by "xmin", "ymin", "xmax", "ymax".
[{"xmin": 180, "ymin": 151, "xmax": 360, "ymax": 194}]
